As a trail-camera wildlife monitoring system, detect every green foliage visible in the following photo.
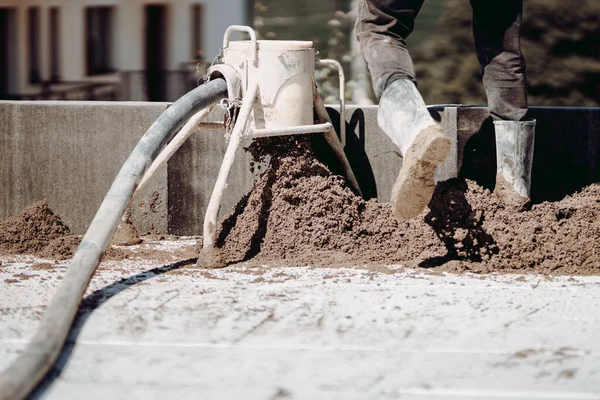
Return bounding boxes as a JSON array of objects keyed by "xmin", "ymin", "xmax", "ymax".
[{"xmin": 413, "ymin": 0, "xmax": 600, "ymax": 106}]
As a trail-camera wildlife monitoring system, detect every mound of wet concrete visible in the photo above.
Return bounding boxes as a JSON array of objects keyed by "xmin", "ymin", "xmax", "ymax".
[
  {"xmin": 0, "ymin": 201, "xmax": 71, "ymax": 255},
  {"xmin": 215, "ymin": 136, "xmax": 600, "ymax": 275}
]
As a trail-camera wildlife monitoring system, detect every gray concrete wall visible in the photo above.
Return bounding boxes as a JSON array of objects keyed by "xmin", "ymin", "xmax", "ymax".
[
  {"xmin": 1, "ymin": 101, "xmax": 599, "ymax": 235},
  {"xmin": 0, "ymin": 101, "xmax": 169, "ymax": 234}
]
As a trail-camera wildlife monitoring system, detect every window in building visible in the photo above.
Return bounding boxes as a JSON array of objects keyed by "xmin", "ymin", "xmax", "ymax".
[
  {"xmin": 27, "ymin": 7, "xmax": 40, "ymax": 84},
  {"xmin": 86, "ymin": 7, "xmax": 114, "ymax": 75},
  {"xmin": 0, "ymin": 9, "xmax": 13, "ymax": 96},
  {"xmin": 191, "ymin": 4, "xmax": 204, "ymax": 61},
  {"xmin": 49, "ymin": 7, "xmax": 60, "ymax": 82}
]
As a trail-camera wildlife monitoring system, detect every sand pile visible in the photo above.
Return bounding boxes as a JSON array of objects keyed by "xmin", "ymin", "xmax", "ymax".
[
  {"xmin": 215, "ymin": 136, "xmax": 600, "ymax": 275},
  {"xmin": 0, "ymin": 201, "xmax": 128, "ymax": 260},
  {"xmin": 0, "ymin": 201, "xmax": 71, "ymax": 255}
]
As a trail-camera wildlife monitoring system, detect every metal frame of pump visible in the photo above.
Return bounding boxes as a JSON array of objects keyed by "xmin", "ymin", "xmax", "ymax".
[{"xmin": 197, "ymin": 25, "xmax": 361, "ymax": 265}]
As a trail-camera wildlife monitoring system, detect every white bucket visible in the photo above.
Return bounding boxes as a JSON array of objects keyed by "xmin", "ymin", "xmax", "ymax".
[{"xmin": 222, "ymin": 40, "xmax": 315, "ymax": 130}]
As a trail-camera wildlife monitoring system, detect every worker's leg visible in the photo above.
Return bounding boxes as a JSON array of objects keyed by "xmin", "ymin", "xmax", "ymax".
[
  {"xmin": 470, "ymin": 0, "xmax": 528, "ymax": 121},
  {"xmin": 356, "ymin": 0, "xmax": 451, "ymax": 221},
  {"xmin": 355, "ymin": 0, "xmax": 424, "ymax": 98},
  {"xmin": 470, "ymin": 0, "xmax": 535, "ymax": 209}
]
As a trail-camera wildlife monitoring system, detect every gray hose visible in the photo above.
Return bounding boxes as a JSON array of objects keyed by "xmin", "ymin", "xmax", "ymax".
[{"xmin": 0, "ymin": 78, "xmax": 228, "ymax": 400}]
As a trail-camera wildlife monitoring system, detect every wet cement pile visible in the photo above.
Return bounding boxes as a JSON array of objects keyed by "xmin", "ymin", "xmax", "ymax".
[
  {"xmin": 0, "ymin": 201, "xmax": 71, "ymax": 255},
  {"xmin": 215, "ymin": 136, "xmax": 600, "ymax": 275},
  {"xmin": 0, "ymin": 201, "xmax": 128, "ymax": 260}
]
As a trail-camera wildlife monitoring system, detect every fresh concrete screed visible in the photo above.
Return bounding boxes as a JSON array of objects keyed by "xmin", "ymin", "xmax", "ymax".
[{"xmin": 2, "ymin": 241, "xmax": 600, "ymax": 399}]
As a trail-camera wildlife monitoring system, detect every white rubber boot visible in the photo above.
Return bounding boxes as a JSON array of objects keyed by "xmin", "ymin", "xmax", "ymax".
[
  {"xmin": 494, "ymin": 119, "xmax": 536, "ymax": 210},
  {"xmin": 378, "ymin": 79, "xmax": 451, "ymax": 220}
]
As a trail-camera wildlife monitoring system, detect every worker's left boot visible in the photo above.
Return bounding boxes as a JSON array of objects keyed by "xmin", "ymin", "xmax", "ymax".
[
  {"xmin": 494, "ymin": 120, "xmax": 536, "ymax": 210},
  {"xmin": 378, "ymin": 79, "xmax": 451, "ymax": 220}
]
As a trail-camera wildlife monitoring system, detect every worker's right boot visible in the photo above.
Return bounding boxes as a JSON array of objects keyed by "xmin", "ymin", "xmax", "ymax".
[
  {"xmin": 378, "ymin": 79, "xmax": 451, "ymax": 220},
  {"xmin": 494, "ymin": 119, "xmax": 536, "ymax": 211}
]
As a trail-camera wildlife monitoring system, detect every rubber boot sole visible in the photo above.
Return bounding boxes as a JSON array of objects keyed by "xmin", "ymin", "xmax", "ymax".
[{"xmin": 391, "ymin": 124, "xmax": 451, "ymax": 221}]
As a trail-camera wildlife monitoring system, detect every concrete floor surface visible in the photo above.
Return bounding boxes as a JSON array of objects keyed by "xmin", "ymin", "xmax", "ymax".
[{"xmin": 1, "ymin": 239, "xmax": 600, "ymax": 399}]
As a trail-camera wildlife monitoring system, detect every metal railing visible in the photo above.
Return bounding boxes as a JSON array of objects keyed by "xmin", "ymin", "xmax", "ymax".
[
  {"xmin": 12, "ymin": 81, "xmax": 120, "ymax": 101},
  {"xmin": 121, "ymin": 62, "xmax": 210, "ymax": 102},
  {"xmin": 4, "ymin": 62, "xmax": 211, "ymax": 102}
]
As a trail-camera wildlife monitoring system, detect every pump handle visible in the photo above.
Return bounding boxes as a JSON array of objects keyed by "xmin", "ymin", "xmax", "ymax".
[{"xmin": 223, "ymin": 25, "xmax": 258, "ymax": 65}]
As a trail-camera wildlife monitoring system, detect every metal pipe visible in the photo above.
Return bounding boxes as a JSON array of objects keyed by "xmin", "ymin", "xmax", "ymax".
[
  {"xmin": 201, "ymin": 78, "xmax": 260, "ymax": 253},
  {"xmin": 317, "ymin": 59, "xmax": 346, "ymax": 146},
  {"xmin": 0, "ymin": 79, "xmax": 228, "ymax": 400},
  {"xmin": 247, "ymin": 122, "xmax": 332, "ymax": 139},
  {"xmin": 136, "ymin": 104, "xmax": 215, "ymax": 193}
]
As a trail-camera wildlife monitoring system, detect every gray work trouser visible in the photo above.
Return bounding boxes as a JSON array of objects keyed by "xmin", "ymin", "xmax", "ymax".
[{"xmin": 355, "ymin": 0, "xmax": 528, "ymax": 121}]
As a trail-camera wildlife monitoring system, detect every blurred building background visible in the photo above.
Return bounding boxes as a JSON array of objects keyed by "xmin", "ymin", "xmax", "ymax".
[
  {"xmin": 0, "ymin": 0, "xmax": 252, "ymax": 101},
  {"xmin": 1, "ymin": 0, "xmax": 599, "ymax": 106}
]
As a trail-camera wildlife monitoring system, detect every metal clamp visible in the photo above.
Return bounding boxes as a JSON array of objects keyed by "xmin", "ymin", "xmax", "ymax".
[
  {"xmin": 207, "ymin": 64, "xmax": 241, "ymax": 99},
  {"xmin": 222, "ymin": 25, "xmax": 258, "ymax": 65},
  {"xmin": 316, "ymin": 59, "xmax": 346, "ymax": 146}
]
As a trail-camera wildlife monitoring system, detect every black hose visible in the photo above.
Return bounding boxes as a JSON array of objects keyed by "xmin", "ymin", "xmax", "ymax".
[{"xmin": 0, "ymin": 78, "xmax": 228, "ymax": 400}]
